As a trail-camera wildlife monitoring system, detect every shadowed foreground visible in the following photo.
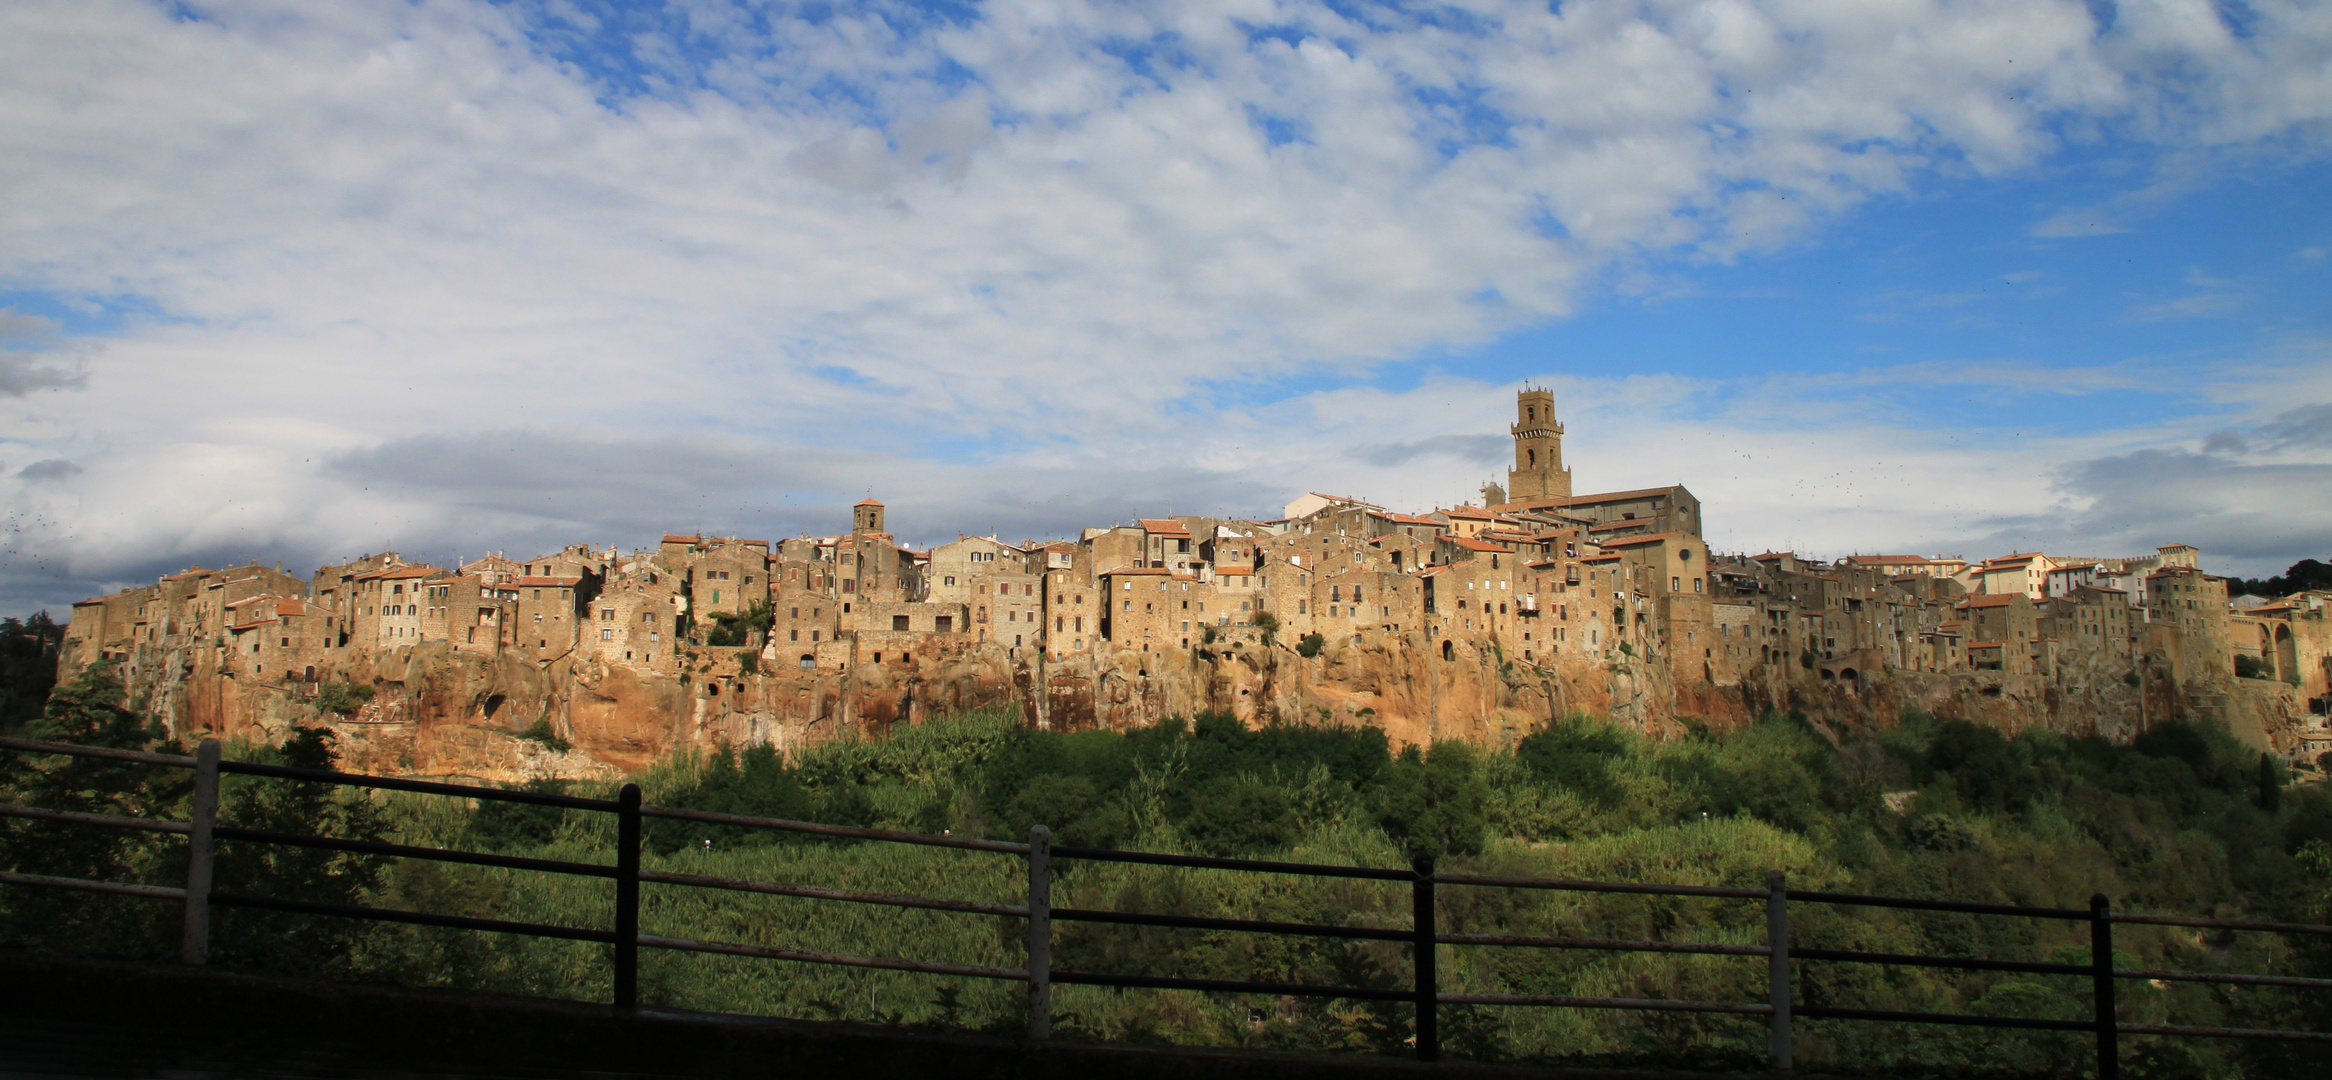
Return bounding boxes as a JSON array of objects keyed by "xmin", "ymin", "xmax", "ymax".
[{"xmin": 0, "ymin": 950, "xmax": 1851, "ymax": 1080}]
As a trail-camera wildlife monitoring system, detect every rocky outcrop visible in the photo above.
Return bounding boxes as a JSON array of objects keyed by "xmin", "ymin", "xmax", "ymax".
[{"xmin": 111, "ymin": 629, "xmax": 2315, "ymax": 783}]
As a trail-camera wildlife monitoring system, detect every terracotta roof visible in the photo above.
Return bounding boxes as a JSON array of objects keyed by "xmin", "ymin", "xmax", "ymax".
[
  {"xmin": 358, "ymin": 566, "xmax": 440, "ymax": 581},
  {"xmin": 1138, "ymin": 519, "xmax": 1190, "ymax": 535},
  {"xmin": 507, "ymin": 576, "xmax": 583, "ymax": 587},
  {"xmin": 1443, "ymin": 506, "xmax": 1496, "ymax": 520},
  {"xmin": 662, "ymin": 534, "xmax": 701, "ymax": 544},
  {"xmin": 1960, "ymin": 594, "xmax": 2019, "ymax": 608},
  {"xmin": 1843, "ymin": 554, "xmax": 1930, "ymax": 565},
  {"xmin": 1103, "ymin": 566, "xmax": 1174, "ymax": 577},
  {"xmin": 855, "ymin": 498, "xmax": 884, "ymax": 507},
  {"xmin": 1449, "ymin": 537, "xmax": 1515, "ymax": 553},
  {"xmin": 1968, "ymin": 641, "xmax": 2007, "ymax": 650},
  {"xmin": 1560, "ymin": 485, "xmax": 1686, "ymax": 506},
  {"xmin": 227, "ymin": 619, "xmax": 274, "ymax": 632},
  {"xmin": 1598, "ymin": 531, "xmax": 1690, "ymax": 550},
  {"xmin": 1752, "ymin": 552, "xmax": 1793, "ymax": 562}
]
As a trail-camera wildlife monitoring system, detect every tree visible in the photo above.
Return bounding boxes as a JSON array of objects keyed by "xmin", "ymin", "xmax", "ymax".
[
  {"xmin": 2235, "ymin": 557, "xmax": 2332, "ymax": 598},
  {"xmin": 0, "ymin": 661, "xmax": 183, "ymax": 958},
  {"xmin": 0, "ymin": 612, "xmax": 65, "ymax": 733},
  {"xmin": 1371, "ymin": 741, "xmax": 1487, "ymax": 858},
  {"xmin": 209, "ymin": 726, "xmax": 385, "ymax": 976},
  {"xmin": 2259, "ymin": 752, "xmax": 2284, "ymax": 814}
]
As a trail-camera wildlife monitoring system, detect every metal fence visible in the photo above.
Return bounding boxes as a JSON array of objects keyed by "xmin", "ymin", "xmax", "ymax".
[{"xmin": 4, "ymin": 734, "xmax": 2330, "ymax": 1078}]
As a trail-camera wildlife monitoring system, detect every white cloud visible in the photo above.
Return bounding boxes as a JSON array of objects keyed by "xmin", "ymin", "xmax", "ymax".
[{"xmin": 1, "ymin": 0, "xmax": 2330, "ymax": 609}]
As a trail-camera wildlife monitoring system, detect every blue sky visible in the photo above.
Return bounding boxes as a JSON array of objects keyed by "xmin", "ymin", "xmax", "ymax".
[{"xmin": 2, "ymin": 0, "xmax": 2330, "ymax": 616}]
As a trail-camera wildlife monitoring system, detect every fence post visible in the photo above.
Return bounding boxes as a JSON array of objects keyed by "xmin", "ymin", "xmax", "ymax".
[
  {"xmin": 1766, "ymin": 869, "xmax": 1791, "ymax": 1070},
  {"xmin": 614, "ymin": 783, "xmax": 641, "ymax": 1009},
  {"xmin": 1026, "ymin": 824, "xmax": 1052, "ymax": 1042},
  {"xmin": 180, "ymin": 737, "xmax": 220, "ymax": 966},
  {"xmin": 1413, "ymin": 852, "xmax": 1438, "ymax": 1063},
  {"xmin": 2092, "ymin": 893, "xmax": 2118, "ymax": 1080}
]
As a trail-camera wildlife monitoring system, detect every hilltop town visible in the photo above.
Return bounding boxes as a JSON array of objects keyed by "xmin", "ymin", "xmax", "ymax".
[{"xmin": 58, "ymin": 390, "xmax": 2332, "ymax": 782}]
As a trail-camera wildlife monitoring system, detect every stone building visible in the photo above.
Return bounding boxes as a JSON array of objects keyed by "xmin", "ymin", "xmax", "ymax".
[{"xmin": 1503, "ymin": 387, "xmax": 1572, "ymax": 503}]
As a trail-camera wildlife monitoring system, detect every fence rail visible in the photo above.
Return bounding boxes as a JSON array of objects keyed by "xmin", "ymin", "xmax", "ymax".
[{"xmin": 4, "ymin": 733, "xmax": 2331, "ymax": 1077}]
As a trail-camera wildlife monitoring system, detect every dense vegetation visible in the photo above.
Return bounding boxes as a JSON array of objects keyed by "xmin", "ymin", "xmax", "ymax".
[
  {"xmin": 6, "ymin": 660, "xmax": 2332, "ymax": 1077},
  {"xmin": 0, "ymin": 612, "xmax": 64, "ymax": 734},
  {"xmin": 2232, "ymin": 556, "xmax": 2332, "ymax": 599}
]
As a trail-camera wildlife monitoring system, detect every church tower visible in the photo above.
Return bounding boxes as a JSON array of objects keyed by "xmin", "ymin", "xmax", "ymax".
[
  {"xmin": 853, "ymin": 498, "xmax": 886, "ymax": 535},
  {"xmin": 1507, "ymin": 388, "xmax": 1572, "ymax": 502}
]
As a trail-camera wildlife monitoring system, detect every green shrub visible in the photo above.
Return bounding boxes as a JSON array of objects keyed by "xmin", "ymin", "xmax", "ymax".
[
  {"xmin": 1294, "ymin": 632, "xmax": 1325, "ymax": 658},
  {"xmin": 313, "ymin": 681, "xmax": 375, "ymax": 716},
  {"xmin": 516, "ymin": 719, "xmax": 571, "ymax": 754}
]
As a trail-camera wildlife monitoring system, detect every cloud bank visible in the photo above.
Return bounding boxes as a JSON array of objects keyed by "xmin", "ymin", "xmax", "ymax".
[{"xmin": 2, "ymin": 0, "xmax": 2330, "ymax": 612}]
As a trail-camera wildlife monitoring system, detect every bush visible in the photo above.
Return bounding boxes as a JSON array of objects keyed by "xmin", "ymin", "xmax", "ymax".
[
  {"xmin": 515, "ymin": 719, "xmax": 571, "ymax": 753},
  {"xmin": 313, "ymin": 681, "xmax": 374, "ymax": 717},
  {"xmin": 1251, "ymin": 611, "xmax": 1279, "ymax": 641},
  {"xmin": 1295, "ymin": 632, "xmax": 1325, "ymax": 658},
  {"xmin": 2236, "ymin": 654, "xmax": 2271, "ymax": 680},
  {"xmin": 705, "ymin": 599, "xmax": 775, "ymax": 647}
]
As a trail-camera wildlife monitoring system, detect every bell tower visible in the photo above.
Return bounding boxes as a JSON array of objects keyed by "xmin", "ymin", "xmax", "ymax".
[
  {"xmin": 853, "ymin": 498, "xmax": 886, "ymax": 535},
  {"xmin": 1507, "ymin": 388, "xmax": 1572, "ymax": 502}
]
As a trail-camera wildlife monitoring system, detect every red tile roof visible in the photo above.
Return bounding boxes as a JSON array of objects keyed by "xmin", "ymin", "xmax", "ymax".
[
  {"xmin": 1561, "ymin": 485, "xmax": 1687, "ymax": 505},
  {"xmin": 1448, "ymin": 537, "xmax": 1515, "ymax": 553},
  {"xmin": 1599, "ymin": 531, "xmax": 1690, "ymax": 550},
  {"xmin": 1138, "ymin": 519, "xmax": 1190, "ymax": 535},
  {"xmin": 358, "ymin": 566, "xmax": 440, "ymax": 581},
  {"xmin": 507, "ymin": 576, "xmax": 583, "ymax": 588}
]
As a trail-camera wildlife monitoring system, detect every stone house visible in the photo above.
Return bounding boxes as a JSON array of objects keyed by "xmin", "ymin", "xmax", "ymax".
[
  {"xmin": 1958, "ymin": 594, "xmax": 2039, "ymax": 673},
  {"xmin": 507, "ymin": 575, "xmax": 584, "ymax": 659}
]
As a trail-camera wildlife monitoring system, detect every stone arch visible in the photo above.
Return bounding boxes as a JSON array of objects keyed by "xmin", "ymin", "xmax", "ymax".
[{"xmin": 1442, "ymin": 639, "xmax": 1454, "ymax": 661}]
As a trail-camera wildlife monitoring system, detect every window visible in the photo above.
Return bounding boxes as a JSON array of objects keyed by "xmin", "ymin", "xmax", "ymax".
[
  {"xmin": 601, "ymin": 629, "xmax": 614, "ymax": 640},
  {"xmin": 894, "ymin": 615, "xmax": 911, "ymax": 631},
  {"xmin": 935, "ymin": 616, "xmax": 953, "ymax": 632}
]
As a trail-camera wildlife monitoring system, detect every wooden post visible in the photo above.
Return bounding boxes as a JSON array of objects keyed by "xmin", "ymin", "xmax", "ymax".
[
  {"xmin": 614, "ymin": 783, "xmax": 641, "ymax": 1009},
  {"xmin": 1026, "ymin": 824, "xmax": 1052, "ymax": 1041},
  {"xmin": 1767, "ymin": 869, "xmax": 1792, "ymax": 1070},
  {"xmin": 1412, "ymin": 853, "xmax": 1438, "ymax": 1062},
  {"xmin": 180, "ymin": 738, "xmax": 220, "ymax": 966},
  {"xmin": 2092, "ymin": 893, "xmax": 2118, "ymax": 1080}
]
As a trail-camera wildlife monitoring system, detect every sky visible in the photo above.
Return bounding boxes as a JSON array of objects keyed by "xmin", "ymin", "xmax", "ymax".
[{"xmin": 2, "ymin": 0, "xmax": 2330, "ymax": 618}]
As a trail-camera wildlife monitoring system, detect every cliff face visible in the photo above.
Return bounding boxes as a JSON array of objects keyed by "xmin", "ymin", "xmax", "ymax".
[{"xmin": 104, "ymin": 626, "xmax": 2309, "ymax": 782}]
